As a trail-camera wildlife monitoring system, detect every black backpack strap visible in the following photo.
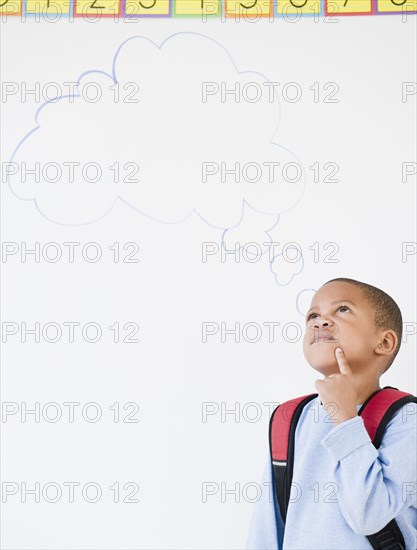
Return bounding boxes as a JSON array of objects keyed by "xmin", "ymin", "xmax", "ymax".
[
  {"xmin": 269, "ymin": 393, "xmax": 317, "ymax": 523},
  {"xmin": 366, "ymin": 519, "xmax": 406, "ymax": 550},
  {"xmin": 358, "ymin": 387, "xmax": 417, "ymax": 550}
]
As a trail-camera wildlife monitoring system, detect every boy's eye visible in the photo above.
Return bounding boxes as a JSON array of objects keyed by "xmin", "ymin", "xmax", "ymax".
[
  {"xmin": 306, "ymin": 313, "xmax": 318, "ymax": 322},
  {"xmin": 306, "ymin": 305, "xmax": 350, "ymax": 321}
]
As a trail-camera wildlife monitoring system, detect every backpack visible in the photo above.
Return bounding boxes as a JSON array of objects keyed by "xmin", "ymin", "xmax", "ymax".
[{"xmin": 269, "ymin": 386, "xmax": 417, "ymax": 550}]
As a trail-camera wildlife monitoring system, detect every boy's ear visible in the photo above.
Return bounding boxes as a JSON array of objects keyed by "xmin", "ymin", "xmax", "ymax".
[{"xmin": 374, "ymin": 329, "xmax": 398, "ymax": 357}]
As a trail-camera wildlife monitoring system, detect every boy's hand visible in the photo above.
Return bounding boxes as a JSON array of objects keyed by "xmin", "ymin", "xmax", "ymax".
[{"xmin": 314, "ymin": 348, "xmax": 358, "ymax": 425}]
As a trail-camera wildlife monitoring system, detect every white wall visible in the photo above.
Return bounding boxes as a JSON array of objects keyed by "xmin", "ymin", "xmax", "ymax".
[{"xmin": 1, "ymin": 13, "xmax": 416, "ymax": 549}]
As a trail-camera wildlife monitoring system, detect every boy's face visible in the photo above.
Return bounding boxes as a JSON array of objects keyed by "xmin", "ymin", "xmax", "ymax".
[{"xmin": 302, "ymin": 281, "xmax": 382, "ymax": 376}]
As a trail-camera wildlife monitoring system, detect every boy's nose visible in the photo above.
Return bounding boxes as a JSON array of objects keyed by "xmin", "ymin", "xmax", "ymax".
[{"xmin": 314, "ymin": 318, "xmax": 334, "ymax": 328}]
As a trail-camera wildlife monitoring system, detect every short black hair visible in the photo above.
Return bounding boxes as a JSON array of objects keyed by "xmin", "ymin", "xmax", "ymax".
[{"xmin": 323, "ymin": 277, "xmax": 402, "ymax": 372}]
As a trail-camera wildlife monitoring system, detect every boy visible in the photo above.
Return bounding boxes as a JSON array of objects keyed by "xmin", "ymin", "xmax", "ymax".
[{"xmin": 246, "ymin": 277, "xmax": 417, "ymax": 549}]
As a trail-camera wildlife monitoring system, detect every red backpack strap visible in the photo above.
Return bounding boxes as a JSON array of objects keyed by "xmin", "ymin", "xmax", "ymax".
[
  {"xmin": 358, "ymin": 386, "xmax": 417, "ymax": 448},
  {"xmin": 269, "ymin": 393, "xmax": 317, "ymax": 524},
  {"xmin": 358, "ymin": 386, "xmax": 416, "ymax": 550}
]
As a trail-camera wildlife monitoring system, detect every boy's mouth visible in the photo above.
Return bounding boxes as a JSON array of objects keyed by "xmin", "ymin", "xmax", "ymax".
[{"xmin": 311, "ymin": 334, "xmax": 337, "ymax": 344}]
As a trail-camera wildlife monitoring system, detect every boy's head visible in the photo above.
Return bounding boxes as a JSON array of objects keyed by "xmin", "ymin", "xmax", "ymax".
[{"xmin": 302, "ymin": 278, "xmax": 402, "ymax": 378}]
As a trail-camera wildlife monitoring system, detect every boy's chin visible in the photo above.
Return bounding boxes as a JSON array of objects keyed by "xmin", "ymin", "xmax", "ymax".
[{"xmin": 307, "ymin": 361, "xmax": 339, "ymax": 376}]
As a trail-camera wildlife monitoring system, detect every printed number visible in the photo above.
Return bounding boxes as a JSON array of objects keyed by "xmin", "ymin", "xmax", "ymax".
[
  {"xmin": 290, "ymin": 0, "xmax": 308, "ymax": 7},
  {"xmin": 324, "ymin": 3, "xmax": 339, "ymax": 20},
  {"xmin": 124, "ymin": 162, "xmax": 140, "ymax": 183},
  {"xmin": 323, "ymin": 482, "xmax": 339, "ymax": 502},
  {"xmin": 309, "ymin": 400, "xmax": 340, "ymax": 423},
  {"xmin": 124, "ymin": 83, "xmax": 140, "ymax": 103},
  {"xmin": 323, "ymin": 402, "xmax": 339, "ymax": 423},
  {"xmin": 322, "ymin": 242, "xmax": 339, "ymax": 263},
  {"xmin": 109, "ymin": 322, "xmax": 140, "ymax": 343},
  {"xmin": 109, "ymin": 482, "xmax": 140, "ymax": 503},
  {"xmin": 109, "ymin": 242, "xmax": 139, "ymax": 263},
  {"xmin": 124, "ymin": 242, "xmax": 140, "ymax": 263},
  {"xmin": 109, "ymin": 402, "xmax": 140, "ymax": 423},
  {"xmin": 240, "ymin": 0, "xmax": 258, "ymax": 8},
  {"xmin": 323, "ymin": 82, "xmax": 339, "ymax": 103},
  {"xmin": 90, "ymin": 0, "xmax": 105, "ymax": 8},
  {"xmin": 309, "ymin": 322, "xmax": 340, "ymax": 344},
  {"xmin": 109, "ymin": 83, "xmax": 139, "ymax": 103},
  {"xmin": 309, "ymin": 83, "xmax": 339, "ymax": 103},
  {"xmin": 108, "ymin": 162, "xmax": 139, "ymax": 183},
  {"xmin": 123, "ymin": 482, "xmax": 140, "ymax": 503},
  {"xmin": 308, "ymin": 162, "xmax": 339, "ymax": 183},
  {"xmin": 323, "ymin": 162, "xmax": 339, "ymax": 183},
  {"xmin": 123, "ymin": 322, "xmax": 140, "ymax": 343},
  {"xmin": 123, "ymin": 403, "xmax": 140, "ymax": 423},
  {"xmin": 308, "ymin": 242, "xmax": 339, "ymax": 263},
  {"xmin": 309, "ymin": 482, "xmax": 339, "ymax": 503}
]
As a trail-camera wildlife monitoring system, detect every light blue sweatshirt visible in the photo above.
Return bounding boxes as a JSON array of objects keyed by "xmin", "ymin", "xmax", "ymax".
[{"xmin": 246, "ymin": 396, "xmax": 417, "ymax": 550}]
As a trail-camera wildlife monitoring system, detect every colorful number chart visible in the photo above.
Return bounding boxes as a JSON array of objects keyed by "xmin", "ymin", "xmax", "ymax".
[{"xmin": 1, "ymin": 0, "xmax": 416, "ymax": 17}]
